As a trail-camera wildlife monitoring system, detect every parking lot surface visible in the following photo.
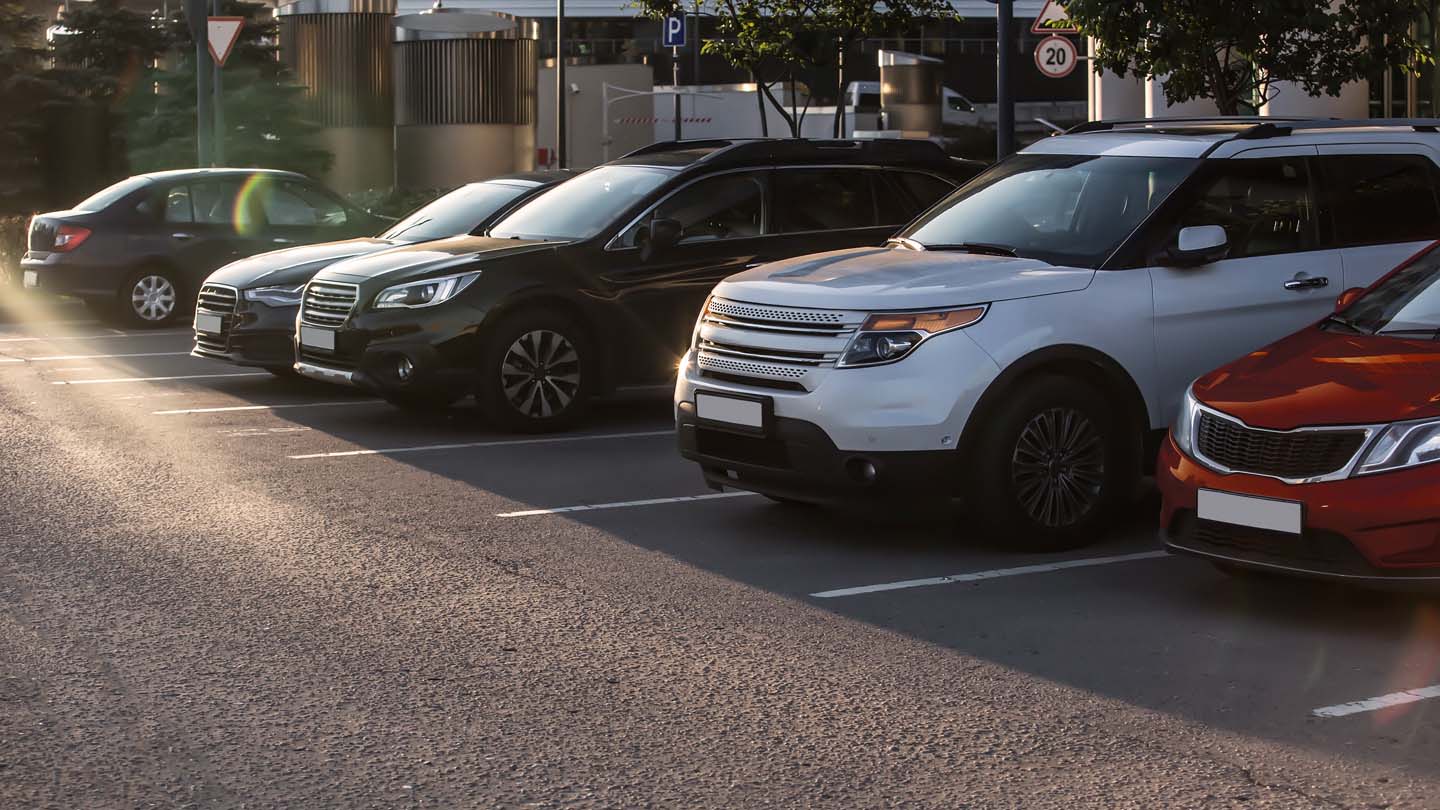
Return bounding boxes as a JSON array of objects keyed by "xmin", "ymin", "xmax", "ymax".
[{"xmin": 2, "ymin": 298, "xmax": 1439, "ymax": 808}]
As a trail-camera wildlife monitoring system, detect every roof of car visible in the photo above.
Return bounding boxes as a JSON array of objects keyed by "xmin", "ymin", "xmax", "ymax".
[
  {"xmin": 612, "ymin": 138, "xmax": 969, "ymax": 170},
  {"xmin": 1030, "ymin": 117, "xmax": 1440, "ymax": 159},
  {"xmin": 481, "ymin": 169, "xmax": 577, "ymax": 187},
  {"xmin": 134, "ymin": 167, "xmax": 311, "ymax": 183}
]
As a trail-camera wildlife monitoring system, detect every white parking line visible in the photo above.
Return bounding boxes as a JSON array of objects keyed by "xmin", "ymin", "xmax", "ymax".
[
  {"xmin": 154, "ymin": 400, "xmax": 382, "ymax": 415},
  {"xmin": 497, "ymin": 491, "xmax": 758, "ymax": 517},
  {"xmin": 52, "ymin": 372, "xmax": 269, "ymax": 385},
  {"xmin": 809, "ymin": 551, "xmax": 1170, "ymax": 599},
  {"xmin": 26, "ymin": 351, "xmax": 192, "ymax": 361},
  {"xmin": 1312, "ymin": 685, "xmax": 1440, "ymax": 718},
  {"xmin": 288, "ymin": 429, "xmax": 673, "ymax": 460},
  {"xmin": 0, "ymin": 329, "xmax": 192, "ymax": 343}
]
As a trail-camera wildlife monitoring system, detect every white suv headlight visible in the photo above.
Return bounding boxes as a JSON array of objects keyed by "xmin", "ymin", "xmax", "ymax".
[
  {"xmin": 244, "ymin": 284, "xmax": 305, "ymax": 306},
  {"xmin": 1171, "ymin": 385, "xmax": 1201, "ymax": 456},
  {"xmin": 838, "ymin": 306, "xmax": 987, "ymax": 368},
  {"xmin": 373, "ymin": 271, "xmax": 481, "ymax": 310},
  {"xmin": 1355, "ymin": 418, "xmax": 1440, "ymax": 475}
]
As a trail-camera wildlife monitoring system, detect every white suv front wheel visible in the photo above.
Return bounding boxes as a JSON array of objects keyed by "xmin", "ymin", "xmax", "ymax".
[{"xmin": 972, "ymin": 375, "xmax": 1132, "ymax": 551}]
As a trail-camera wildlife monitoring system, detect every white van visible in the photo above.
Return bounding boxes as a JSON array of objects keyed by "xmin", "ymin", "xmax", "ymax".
[{"xmin": 675, "ymin": 118, "xmax": 1440, "ymax": 549}]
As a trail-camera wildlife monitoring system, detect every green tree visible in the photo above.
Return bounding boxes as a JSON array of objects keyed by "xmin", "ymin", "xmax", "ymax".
[
  {"xmin": 0, "ymin": 0, "xmax": 61, "ymax": 210},
  {"xmin": 50, "ymin": 0, "xmax": 169, "ymax": 102},
  {"xmin": 1065, "ymin": 0, "xmax": 1432, "ymax": 116},
  {"xmin": 814, "ymin": 0, "xmax": 955, "ymax": 135},
  {"xmin": 125, "ymin": 0, "xmax": 331, "ymax": 176}
]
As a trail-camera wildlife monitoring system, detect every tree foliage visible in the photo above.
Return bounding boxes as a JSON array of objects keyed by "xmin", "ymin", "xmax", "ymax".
[
  {"xmin": 0, "ymin": 0, "xmax": 61, "ymax": 210},
  {"xmin": 1065, "ymin": 0, "xmax": 1433, "ymax": 115}
]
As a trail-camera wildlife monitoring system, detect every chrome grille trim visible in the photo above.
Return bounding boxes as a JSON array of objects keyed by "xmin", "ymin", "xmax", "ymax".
[
  {"xmin": 696, "ymin": 352, "xmax": 809, "ymax": 381},
  {"xmin": 693, "ymin": 297, "xmax": 863, "ymax": 389},
  {"xmin": 197, "ymin": 283, "xmax": 239, "ymax": 315},
  {"xmin": 697, "ymin": 338, "xmax": 833, "ymax": 366},
  {"xmin": 301, "ymin": 281, "xmax": 359, "ymax": 327},
  {"xmin": 1188, "ymin": 405, "xmax": 1381, "ymax": 485}
]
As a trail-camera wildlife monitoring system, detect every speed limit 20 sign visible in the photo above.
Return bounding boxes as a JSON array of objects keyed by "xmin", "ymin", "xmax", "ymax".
[{"xmin": 1034, "ymin": 35, "xmax": 1077, "ymax": 79}]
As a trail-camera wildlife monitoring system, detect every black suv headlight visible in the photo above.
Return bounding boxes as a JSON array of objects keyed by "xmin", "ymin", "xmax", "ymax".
[
  {"xmin": 838, "ymin": 306, "xmax": 987, "ymax": 368},
  {"xmin": 373, "ymin": 271, "xmax": 481, "ymax": 310}
]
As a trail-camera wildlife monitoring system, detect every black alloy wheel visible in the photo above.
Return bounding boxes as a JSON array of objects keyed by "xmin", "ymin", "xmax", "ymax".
[
  {"xmin": 477, "ymin": 309, "xmax": 594, "ymax": 432},
  {"xmin": 1009, "ymin": 406, "xmax": 1107, "ymax": 529}
]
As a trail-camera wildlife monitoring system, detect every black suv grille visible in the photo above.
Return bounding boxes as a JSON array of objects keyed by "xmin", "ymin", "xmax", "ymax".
[
  {"xmin": 301, "ymin": 281, "xmax": 358, "ymax": 327},
  {"xmin": 197, "ymin": 284, "xmax": 238, "ymax": 315},
  {"xmin": 1196, "ymin": 411, "xmax": 1366, "ymax": 480},
  {"xmin": 194, "ymin": 284, "xmax": 238, "ymax": 354},
  {"xmin": 1170, "ymin": 512, "xmax": 1370, "ymax": 568}
]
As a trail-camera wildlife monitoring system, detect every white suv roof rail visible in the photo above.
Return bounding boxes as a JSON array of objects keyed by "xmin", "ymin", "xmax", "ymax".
[{"xmin": 1068, "ymin": 116, "xmax": 1440, "ymax": 139}]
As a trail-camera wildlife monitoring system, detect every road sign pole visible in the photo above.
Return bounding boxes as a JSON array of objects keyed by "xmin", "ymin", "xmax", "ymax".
[
  {"xmin": 556, "ymin": 0, "xmax": 566, "ymax": 168},
  {"xmin": 212, "ymin": 0, "xmax": 225, "ymax": 166},
  {"xmin": 997, "ymin": 0, "xmax": 1014, "ymax": 158},
  {"xmin": 186, "ymin": 0, "xmax": 211, "ymax": 167},
  {"xmin": 673, "ymin": 48, "xmax": 682, "ymax": 141}
]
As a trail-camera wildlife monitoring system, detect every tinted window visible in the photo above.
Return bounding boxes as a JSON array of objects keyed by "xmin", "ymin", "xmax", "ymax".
[
  {"xmin": 385, "ymin": 182, "xmax": 533, "ymax": 242},
  {"xmin": 622, "ymin": 172, "xmax": 767, "ymax": 246},
  {"xmin": 76, "ymin": 176, "xmax": 152, "ymax": 211},
  {"xmin": 191, "ymin": 181, "xmax": 241, "ymax": 225},
  {"xmin": 163, "ymin": 186, "xmax": 193, "ymax": 223},
  {"xmin": 262, "ymin": 185, "xmax": 320, "ymax": 226},
  {"xmin": 491, "ymin": 165, "xmax": 670, "ymax": 241},
  {"xmin": 1176, "ymin": 157, "xmax": 1316, "ymax": 259},
  {"xmin": 903, "ymin": 154, "xmax": 1197, "ymax": 268},
  {"xmin": 1322, "ymin": 154, "xmax": 1440, "ymax": 247},
  {"xmin": 873, "ymin": 173, "xmax": 920, "ymax": 226},
  {"xmin": 774, "ymin": 169, "xmax": 874, "ymax": 232},
  {"xmin": 1342, "ymin": 247, "xmax": 1440, "ymax": 333},
  {"xmin": 890, "ymin": 171, "xmax": 955, "ymax": 212}
]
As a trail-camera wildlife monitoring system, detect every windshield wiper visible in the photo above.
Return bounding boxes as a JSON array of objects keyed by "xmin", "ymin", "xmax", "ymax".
[
  {"xmin": 1322, "ymin": 313, "xmax": 1374, "ymax": 335},
  {"xmin": 1377, "ymin": 327, "xmax": 1440, "ymax": 339},
  {"xmin": 922, "ymin": 242, "xmax": 1019, "ymax": 257}
]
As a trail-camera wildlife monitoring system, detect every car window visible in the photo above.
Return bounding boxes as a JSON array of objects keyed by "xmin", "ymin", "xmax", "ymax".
[
  {"xmin": 76, "ymin": 176, "xmax": 152, "ymax": 211},
  {"xmin": 1175, "ymin": 157, "xmax": 1316, "ymax": 259},
  {"xmin": 1321, "ymin": 154, "xmax": 1440, "ymax": 247},
  {"xmin": 491, "ymin": 165, "xmax": 671, "ymax": 241},
  {"xmin": 163, "ymin": 186, "xmax": 194, "ymax": 223},
  {"xmin": 773, "ymin": 169, "xmax": 874, "ymax": 232},
  {"xmin": 261, "ymin": 182, "xmax": 348, "ymax": 228},
  {"xmin": 383, "ymin": 182, "xmax": 534, "ymax": 241},
  {"xmin": 622, "ymin": 171, "xmax": 767, "ymax": 246},
  {"xmin": 890, "ymin": 171, "xmax": 955, "ymax": 213},
  {"xmin": 191, "ymin": 181, "xmax": 241, "ymax": 225},
  {"xmin": 872, "ymin": 172, "xmax": 920, "ymax": 226}
]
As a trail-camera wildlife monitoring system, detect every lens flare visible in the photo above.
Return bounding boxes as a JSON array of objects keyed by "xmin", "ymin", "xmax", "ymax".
[{"xmin": 232, "ymin": 174, "xmax": 270, "ymax": 237}]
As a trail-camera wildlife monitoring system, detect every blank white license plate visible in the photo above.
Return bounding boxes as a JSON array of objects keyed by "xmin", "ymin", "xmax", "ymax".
[
  {"xmin": 696, "ymin": 392, "xmax": 764, "ymax": 429},
  {"xmin": 22, "ymin": 270, "xmax": 37, "ymax": 288},
  {"xmin": 1197, "ymin": 489, "xmax": 1302, "ymax": 535},
  {"xmin": 299, "ymin": 325, "xmax": 335, "ymax": 351},
  {"xmin": 194, "ymin": 312, "xmax": 223, "ymax": 334}
]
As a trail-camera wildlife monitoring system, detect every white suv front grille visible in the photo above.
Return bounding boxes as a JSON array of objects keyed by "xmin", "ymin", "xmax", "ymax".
[{"xmin": 694, "ymin": 297, "xmax": 864, "ymax": 389}]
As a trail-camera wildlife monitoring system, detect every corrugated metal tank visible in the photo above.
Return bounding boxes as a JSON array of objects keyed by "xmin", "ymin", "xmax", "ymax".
[
  {"xmin": 393, "ymin": 15, "xmax": 539, "ymax": 189},
  {"xmin": 278, "ymin": 0, "xmax": 397, "ymax": 192}
]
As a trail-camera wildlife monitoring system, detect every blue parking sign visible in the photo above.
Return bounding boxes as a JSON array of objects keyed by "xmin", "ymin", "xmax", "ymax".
[{"xmin": 663, "ymin": 15, "xmax": 686, "ymax": 48}]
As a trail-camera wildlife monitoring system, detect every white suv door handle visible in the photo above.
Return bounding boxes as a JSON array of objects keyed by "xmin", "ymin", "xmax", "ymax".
[{"xmin": 1284, "ymin": 275, "xmax": 1329, "ymax": 291}]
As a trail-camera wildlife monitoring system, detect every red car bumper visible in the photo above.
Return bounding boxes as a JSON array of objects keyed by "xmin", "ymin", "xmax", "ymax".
[{"xmin": 1157, "ymin": 434, "xmax": 1440, "ymax": 582}]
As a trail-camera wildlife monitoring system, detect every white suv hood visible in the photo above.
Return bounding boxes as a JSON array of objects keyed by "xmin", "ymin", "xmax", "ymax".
[{"xmin": 713, "ymin": 246, "xmax": 1094, "ymax": 310}]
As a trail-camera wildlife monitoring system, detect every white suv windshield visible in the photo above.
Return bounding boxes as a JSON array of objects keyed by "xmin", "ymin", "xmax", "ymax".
[
  {"xmin": 489, "ymin": 166, "xmax": 672, "ymax": 241},
  {"xmin": 902, "ymin": 154, "xmax": 1198, "ymax": 268}
]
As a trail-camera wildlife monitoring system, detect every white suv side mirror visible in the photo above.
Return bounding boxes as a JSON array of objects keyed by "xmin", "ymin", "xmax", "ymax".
[{"xmin": 1166, "ymin": 225, "xmax": 1229, "ymax": 267}]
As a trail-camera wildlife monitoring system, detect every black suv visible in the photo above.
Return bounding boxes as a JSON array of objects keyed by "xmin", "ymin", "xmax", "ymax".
[
  {"xmin": 192, "ymin": 171, "xmax": 571, "ymax": 376},
  {"xmin": 22, "ymin": 169, "xmax": 387, "ymax": 327},
  {"xmin": 295, "ymin": 139, "xmax": 982, "ymax": 429}
]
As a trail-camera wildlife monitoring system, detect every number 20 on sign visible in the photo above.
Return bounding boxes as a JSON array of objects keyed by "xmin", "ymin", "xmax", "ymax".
[{"xmin": 1034, "ymin": 35, "xmax": 1077, "ymax": 79}]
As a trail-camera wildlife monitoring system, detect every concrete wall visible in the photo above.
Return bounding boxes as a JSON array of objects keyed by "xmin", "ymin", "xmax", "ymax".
[
  {"xmin": 395, "ymin": 124, "xmax": 535, "ymax": 189},
  {"xmin": 538, "ymin": 63, "xmax": 654, "ymax": 169},
  {"xmin": 317, "ymin": 127, "xmax": 396, "ymax": 193}
]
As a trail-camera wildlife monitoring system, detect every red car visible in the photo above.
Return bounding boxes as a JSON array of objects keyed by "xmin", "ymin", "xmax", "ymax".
[{"xmin": 1158, "ymin": 242, "xmax": 1440, "ymax": 582}]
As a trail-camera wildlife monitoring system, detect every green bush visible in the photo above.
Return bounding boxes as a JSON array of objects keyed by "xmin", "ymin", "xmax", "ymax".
[
  {"xmin": 0, "ymin": 214, "xmax": 30, "ymax": 288},
  {"xmin": 346, "ymin": 187, "xmax": 450, "ymax": 220}
]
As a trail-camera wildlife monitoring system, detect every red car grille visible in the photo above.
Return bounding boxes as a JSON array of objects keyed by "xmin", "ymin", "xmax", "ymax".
[{"xmin": 1196, "ymin": 412, "xmax": 1366, "ymax": 480}]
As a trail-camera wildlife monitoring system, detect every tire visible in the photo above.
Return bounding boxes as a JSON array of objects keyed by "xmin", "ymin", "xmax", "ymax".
[
  {"xmin": 119, "ymin": 267, "xmax": 184, "ymax": 328},
  {"xmin": 476, "ymin": 308, "xmax": 595, "ymax": 433},
  {"xmin": 971, "ymin": 374, "xmax": 1136, "ymax": 552}
]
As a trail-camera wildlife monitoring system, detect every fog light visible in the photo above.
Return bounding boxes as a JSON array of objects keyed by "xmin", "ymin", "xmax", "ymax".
[
  {"xmin": 395, "ymin": 356, "xmax": 414, "ymax": 382},
  {"xmin": 845, "ymin": 457, "xmax": 878, "ymax": 485}
]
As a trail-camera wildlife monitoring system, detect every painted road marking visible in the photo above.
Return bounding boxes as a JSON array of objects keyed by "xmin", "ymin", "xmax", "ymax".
[
  {"xmin": 0, "ymin": 329, "xmax": 192, "ymax": 343},
  {"xmin": 288, "ymin": 429, "xmax": 673, "ymax": 460},
  {"xmin": 809, "ymin": 551, "xmax": 1170, "ymax": 599},
  {"xmin": 497, "ymin": 491, "xmax": 758, "ymax": 517},
  {"xmin": 52, "ymin": 372, "xmax": 269, "ymax": 385},
  {"xmin": 1312, "ymin": 685, "xmax": 1440, "ymax": 718},
  {"xmin": 25, "ymin": 351, "xmax": 193, "ymax": 361},
  {"xmin": 155, "ymin": 400, "xmax": 382, "ymax": 415}
]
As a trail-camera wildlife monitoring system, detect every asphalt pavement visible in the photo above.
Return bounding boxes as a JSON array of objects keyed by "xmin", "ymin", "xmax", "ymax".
[{"xmin": 2, "ymin": 295, "xmax": 1438, "ymax": 808}]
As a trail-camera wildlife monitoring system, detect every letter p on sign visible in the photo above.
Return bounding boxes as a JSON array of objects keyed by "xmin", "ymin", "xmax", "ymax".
[{"xmin": 664, "ymin": 15, "xmax": 686, "ymax": 48}]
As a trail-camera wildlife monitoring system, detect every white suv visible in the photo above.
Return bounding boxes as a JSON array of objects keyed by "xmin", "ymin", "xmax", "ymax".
[{"xmin": 675, "ymin": 118, "xmax": 1440, "ymax": 549}]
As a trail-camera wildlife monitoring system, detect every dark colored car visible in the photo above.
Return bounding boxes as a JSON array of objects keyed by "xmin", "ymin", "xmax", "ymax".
[
  {"xmin": 294, "ymin": 138, "xmax": 983, "ymax": 429},
  {"xmin": 1159, "ymin": 242, "xmax": 1440, "ymax": 583},
  {"xmin": 191, "ymin": 171, "xmax": 572, "ymax": 376},
  {"xmin": 21, "ymin": 169, "xmax": 388, "ymax": 327}
]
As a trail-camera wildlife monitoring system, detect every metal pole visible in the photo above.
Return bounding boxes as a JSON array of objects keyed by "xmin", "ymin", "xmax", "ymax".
[
  {"xmin": 691, "ymin": 2, "xmax": 700, "ymax": 87},
  {"xmin": 556, "ymin": 0, "xmax": 566, "ymax": 168},
  {"xmin": 185, "ymin": 0, "xmax": 211, "ymax": 166},
  {"xmin": 211, "ymin": 0, "xmax": 224, "ymax": 166},
  {"xmin": 673, "ymin": 48, "xmax": 682, "ymax": 141},
  {"xmin": 996, "ymin": 0, "xmax": 1015, "ymax": 158}
]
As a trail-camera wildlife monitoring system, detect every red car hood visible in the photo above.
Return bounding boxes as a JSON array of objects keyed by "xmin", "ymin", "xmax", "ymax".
[{"xmin": 1194, "ymin": 325, "xmax": 1440, "ymax": 430}]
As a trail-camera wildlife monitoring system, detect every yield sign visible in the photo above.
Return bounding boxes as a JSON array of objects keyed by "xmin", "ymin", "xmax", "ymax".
[
  {"xmin": 1030, "ymin": 0, "xmax": 1078, "ymax": 35},
  {"xmin": 207, "ymin": 17, "xmax": 244, "ymax": 67}
]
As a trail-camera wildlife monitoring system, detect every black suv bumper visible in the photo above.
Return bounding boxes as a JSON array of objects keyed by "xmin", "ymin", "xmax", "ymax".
[
  {"xmin": 293, "ymin": 308, "xmax": 482, "ymax": 398},
  {"xmin": 676, "ymin": 401, "xmax": 958, "ymax": 505},
  {"xmin": 192, "ymin": 302, "xmax": 299, "ymax": 369}
]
